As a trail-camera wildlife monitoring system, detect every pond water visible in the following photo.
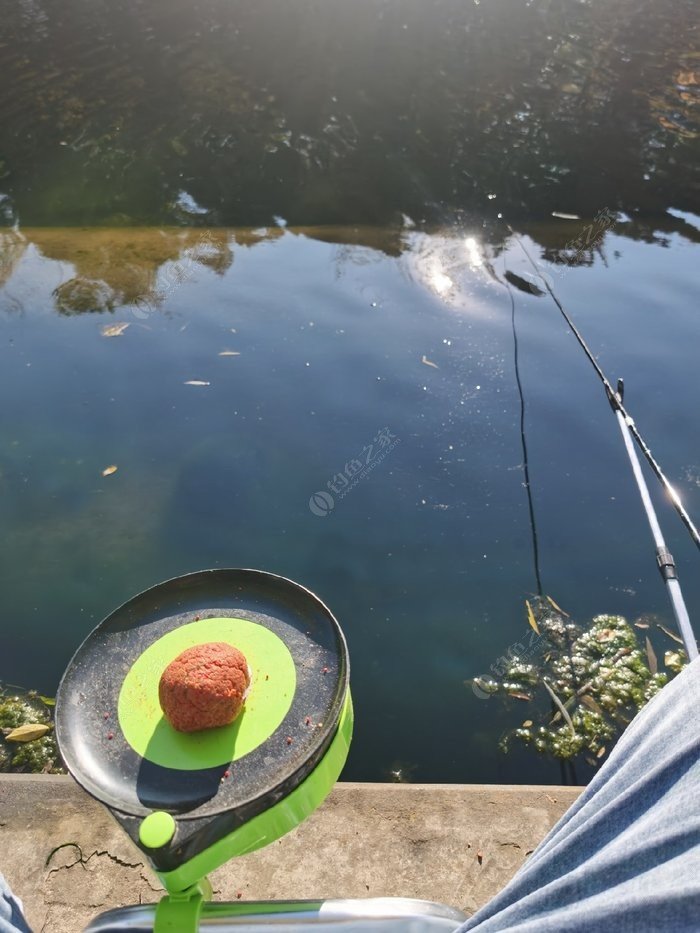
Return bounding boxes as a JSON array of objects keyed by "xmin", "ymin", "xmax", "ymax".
[{"xmin": 1, "ymin": 0, "xmax": 699, "ymax": 785}]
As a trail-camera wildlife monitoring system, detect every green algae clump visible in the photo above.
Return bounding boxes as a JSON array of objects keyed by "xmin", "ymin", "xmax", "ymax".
[
  {"xmin": 0, "ymin": 686, "xmax": 64, "ymax": 774},
  {"xmin": 471, "ymin": 599, "xmax": 687, "ymax": 767}
]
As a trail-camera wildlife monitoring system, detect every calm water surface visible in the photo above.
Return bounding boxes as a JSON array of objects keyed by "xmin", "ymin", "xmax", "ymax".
[{"xmin": 1, "ymin": 0, "xmax": 699, "ymax": 784}]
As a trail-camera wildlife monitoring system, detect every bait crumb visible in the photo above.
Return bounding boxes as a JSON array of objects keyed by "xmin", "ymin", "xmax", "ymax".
[
  {"xmin": 265, "ymin": 674, "xmax": 269, "ymax": 681},
  {"xmin": 236, "ymin": 892, "xmax": 242, "ymax": 900},
  {"xmin": 103, "ymin": 712, "xmax": 110, "ymax": 720},
  {"xmin": 304, "ymin": 716, "xmax": 312, "ymax": 725},
  {"xmin": 223, "ymin": 769, "xmax": 231, "ymax": 778},
  {"xmin": 321, "ymin": 666, "xmax": 329, "ymax": 674},
  {"xmin": 106, "ymin": 732, "xmax": 114, "ymax": 740},
  {"xmin": 477, "ymin": 850, "xmax": 483, "ymax": 865},
  {"xmin": 286, "ymin": 736, "xmax": 293, "ymax": 745}
]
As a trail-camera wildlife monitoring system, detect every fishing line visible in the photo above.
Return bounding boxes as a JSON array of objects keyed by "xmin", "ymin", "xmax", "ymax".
[
  {"xmin": 503, "ymin": 268, "xmax": 544, "ymax": 597},
  {"xmin": 504, "ymin": 266, "xmax": 584, "ymax": 784}
]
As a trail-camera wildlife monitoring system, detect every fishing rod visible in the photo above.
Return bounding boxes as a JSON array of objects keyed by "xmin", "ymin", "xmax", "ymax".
[
  {"xmin": 507, "ymin": 225, "xmax": 699, "ymax": 661},
  {"xmin": 612, "ymin": 379, "xmax": 698, "ymax": 661}
]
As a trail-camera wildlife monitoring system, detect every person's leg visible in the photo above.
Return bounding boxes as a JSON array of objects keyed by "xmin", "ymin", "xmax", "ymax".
[
  {"xmin": 0, "ymin": 873, "xmax": 31, "ymax": 933},
  {"xmin": 459, "ymin": 657, "xmax": 700, "ymax": 932}
]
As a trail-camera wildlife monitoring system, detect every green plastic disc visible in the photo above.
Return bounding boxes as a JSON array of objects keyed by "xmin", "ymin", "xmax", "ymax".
[{"xmin": 118, "ymin": 617, "xmax": 296, "ymax": 770}]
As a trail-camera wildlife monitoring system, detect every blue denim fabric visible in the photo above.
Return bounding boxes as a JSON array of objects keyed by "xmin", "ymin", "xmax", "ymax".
[{"xmin": 0, "ymin": 877, "xmax": 30, "ymax": 933}]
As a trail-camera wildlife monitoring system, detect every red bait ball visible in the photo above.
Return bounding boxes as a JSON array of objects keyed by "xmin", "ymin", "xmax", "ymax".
[{"xmin": 159, "ymin": 643, "xmax": 250, "ymax": 733}]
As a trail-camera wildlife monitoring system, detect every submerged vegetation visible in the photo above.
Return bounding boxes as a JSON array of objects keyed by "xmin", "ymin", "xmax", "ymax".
[
  {"xmin": 471, "ymin": 598, "xmax": 688, "ymax": 767},
  {"xmin": 0, "ymin": 685, "xmax": 64, "ymax": 774}
]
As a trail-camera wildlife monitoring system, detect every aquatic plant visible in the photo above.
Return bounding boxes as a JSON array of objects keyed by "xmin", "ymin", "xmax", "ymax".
[
  {"xmin": 471, "ymin": 598, "xmax": 688, "ymax": 766},
  {"xmin": 0, "ymin": 685, "xmax": 64, "ymax": 774}
]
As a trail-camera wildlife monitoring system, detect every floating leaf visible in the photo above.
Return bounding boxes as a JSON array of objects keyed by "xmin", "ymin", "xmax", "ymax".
[
  {"xmin": 596, "ymin": 746, "xmax": 606, "ymax": 759},
  {"xmin": 657, "ymin": 624, "xmax": 684, "ymax": 646},
  {"xmin": 184, "ymin": 380, "xmax": 211, "ymax": 386},
  {"xmin": 39, "ymin": 696, "xmax": 56, "ymax": 707},
  {"xmin": 421, "ymin": 355, "xmax": 439, "ymax": 369},
  {"xmin": 101, "ymin": 323, "xmax": 130, "ymax": 338},
  {"xmin": 218, "ymin": 351, "xmax": 240, "ymax": 357},
  {"xmin": 580, "ymin": 694, "xmax": 605, "ymax": 716},
  {"xmin": 634, "ymin": 621, "xmax": 650, "ymax": 630},
  {"xmin": 645, "ymin": 636, "xmax": 658, "ymax": 675},
  {"xmin": 551, "ymin": 212, "xmax": 580, "ymax": 220},
  {"xmin": 525, "ymin": 600, "xmax": 540, "ymax": 635},
  {"xmin": 664, "ymin": 650, "xmax": 684, "ymax": 672},
  {"xmin": 6, "ymin": 723, "xmax": 50, "ymax": 743},
  {"xmin": 507, "ymin": 690, "xmax": 532, "ymax": 701},
  {"xmin": 522, "ymin": 720, "xmax": 533, "ymax": 728},
  {"xmin": 101, "ymin": 465, "xmax": 118, "ymax": 477},
  {"xmin": 546, "ymin": 595, "xmax": 569, "ymax": 617}
]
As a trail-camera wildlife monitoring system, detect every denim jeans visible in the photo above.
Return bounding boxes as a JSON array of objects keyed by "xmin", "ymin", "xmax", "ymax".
[{"xmin": 0, "ymin": 883, "xmax": 29, "ymax": 933}]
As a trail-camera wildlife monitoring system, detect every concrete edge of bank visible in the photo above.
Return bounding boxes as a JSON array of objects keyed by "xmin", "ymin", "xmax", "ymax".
[{"xmin": 0, "ymin": 775, "xmax": 582, "ymax": 931}]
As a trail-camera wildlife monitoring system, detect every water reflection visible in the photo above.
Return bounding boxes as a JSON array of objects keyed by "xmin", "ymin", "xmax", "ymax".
[
  {"xmin": 0, "ymin": 223, "xmax": 581, "ymax": 317},
  {"xmin": 3, "ymin": 213, "xmax": 697, "ymax": 320}
]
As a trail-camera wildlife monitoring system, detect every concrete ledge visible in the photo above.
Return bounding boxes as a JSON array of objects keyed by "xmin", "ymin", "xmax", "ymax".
[{"xmin": 0, "ymin": 776, "xmax": 582, "ymax": 932}]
